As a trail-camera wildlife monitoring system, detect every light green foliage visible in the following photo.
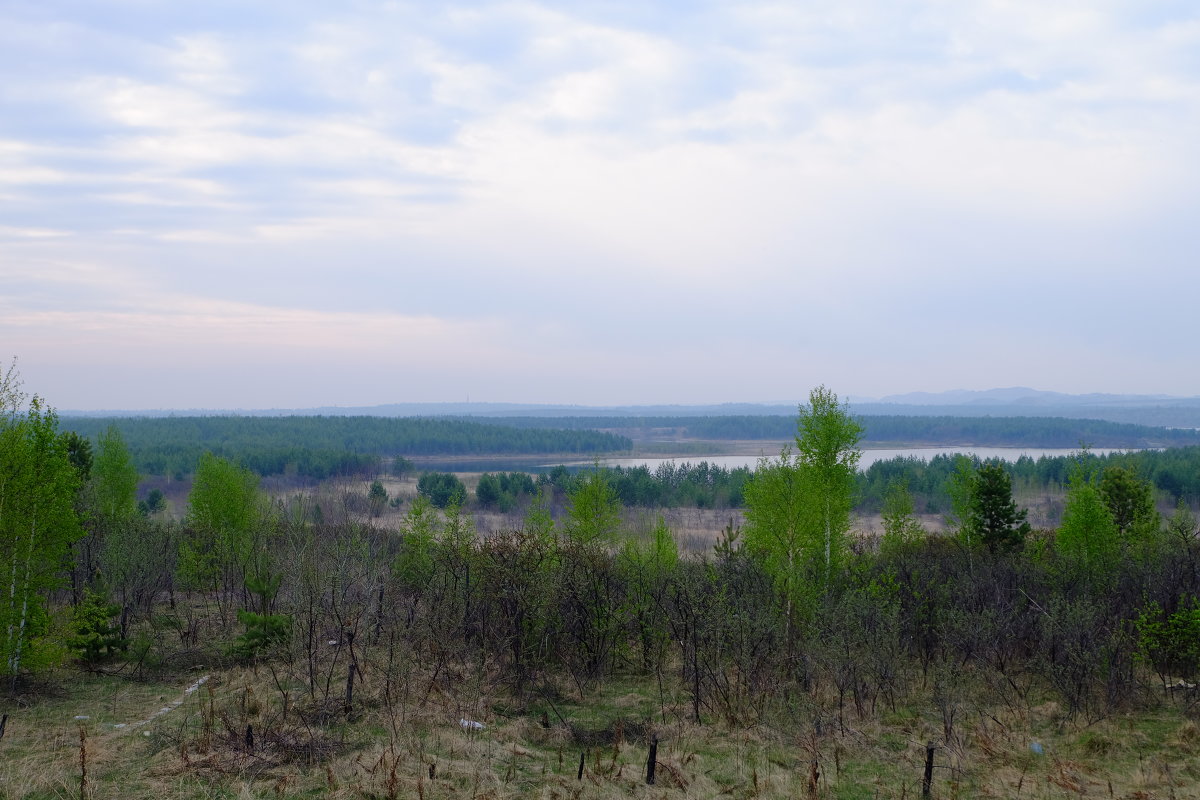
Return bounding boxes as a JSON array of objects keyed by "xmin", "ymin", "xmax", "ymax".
[
  {"xmin": 0, "ymin": 393, "xmax": 83, "ymax": 678},
  {"xmin": 92, "ymin": 426, "xmax": 139, "ymax": 523},
  {"xmin": 564, "ymin": 466, "xmax": 622, "ymax": 545},
  {"xmin": 880, "ymin": 479, "xmax": 924, "ymax": 555},
  {"xmin": 1057, "ymin": 470, "xmax": 1119, "ymax": 577},
  {"xmin": 944, "ymin": 455, "xmax": 976, "ymax": 544},
  {"xmin": 743, "ymin": 448, "xmax": 815, "ymax": 615},
  {"xmin": 89, "ymin": 426, "xmax": 142, "ymax": 595},
  {"xmin": 181, "ymin": 453, "xmax": 263, "ymax": 591},
  {"xmin": 795, "ymin": 385, "xmax": 863, "ymax": 581},
  {"xmin": 744, "ymin": 387, "xmax": 862, "ymax": 619},
  {"xmin": 0, "ymin": 358, "xmax": 23, "ymax": 420},
  {"xmin": 619, "ymin": 517, "xmax": 678, "ymax": 671},
  {"xmin": 393, "ymin": 496, "xmax": 437, "ymax": 591}
]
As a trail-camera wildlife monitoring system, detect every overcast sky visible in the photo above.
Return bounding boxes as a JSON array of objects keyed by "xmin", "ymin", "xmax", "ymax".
[{"xmin": 3, "ymin": 1, "xmax": 1199, "ymax": 410}]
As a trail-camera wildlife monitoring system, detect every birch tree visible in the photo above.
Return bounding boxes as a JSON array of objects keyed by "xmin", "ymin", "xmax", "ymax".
[
  {"xmin": 0, "ymin": 393, "xmax": 82, "ymax": 682},
  {"xmin": 744, "ymin": 387, "xmax": 862, "ymax": 627},
  {"xmin": 181, "ymin": 453, "xmax": 265, "ymax": 622},
  {"xmin": 743, "ymin": 448, "xmax": 812, "ymax": 628},
  {"xmin": 794, "ymin": 386, "xmax": 863, "ymax": 584}
]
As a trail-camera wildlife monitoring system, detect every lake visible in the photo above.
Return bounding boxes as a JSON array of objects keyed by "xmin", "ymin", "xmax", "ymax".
[{"xmin": 560, "ymin": 446, "xmax": 1136, "ymax": 473}]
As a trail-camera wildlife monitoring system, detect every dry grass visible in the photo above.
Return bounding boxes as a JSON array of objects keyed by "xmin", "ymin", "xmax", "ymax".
[{"xmin": 5, "ymin": 658, "xmax": 1200, "ymax": 800}]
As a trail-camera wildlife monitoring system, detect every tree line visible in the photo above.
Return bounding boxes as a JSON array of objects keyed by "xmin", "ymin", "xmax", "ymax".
[
  {"xmin": 409, "ymin": 446, "xmax": 1200, "ymax": 515},
  {"xmin": 469, "ymin": 413, "xmax": 1200, "ymax": 447},
  {"xmin": 59, "ymin": 415, "xmax": 632, "ymax": 479}
]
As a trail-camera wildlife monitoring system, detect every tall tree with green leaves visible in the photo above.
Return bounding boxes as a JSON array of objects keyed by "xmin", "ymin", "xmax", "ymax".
[
  {"xmin": 182, "ymin": 453, "xmax": 264, "ymax": 606},
  {"xmin": 0, "ymin": 394, "xmax": 82, "ymax": 681},
  {"xmin": 794, "ymin": 386, "xmax": 863, "ymax": 583},
  {"xmin": 1057, "ymin": 468, "xmax": 1119, "ymax": 579},
  {"xmin": 745, "ymin": 387, "xmax": 862, "ymax": 626},
  {"xmin": 744, "ymin": 448, "xmax": 811, "ymax": 624},
  {"xmin": 78, "ymin": 426, "xmax": 141, "ymax": 592},
  {"xmin": 92, "ymin": 426, "xmax": 139, "ymax": 523}
]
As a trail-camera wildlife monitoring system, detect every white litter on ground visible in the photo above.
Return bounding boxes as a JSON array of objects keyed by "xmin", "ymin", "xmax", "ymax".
[
  {"xmin": 105, "ymin": 675, "xmax": 210, "ymax": 732},
  {"xmin": 460, "ymin": 718, "xmax": 484, "ymax": 730}
]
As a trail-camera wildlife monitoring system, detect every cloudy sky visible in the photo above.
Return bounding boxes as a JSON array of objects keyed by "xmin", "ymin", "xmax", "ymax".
[{"xmin": 3, "ymin": 1, "xmax": 1199, "ymax": 410}]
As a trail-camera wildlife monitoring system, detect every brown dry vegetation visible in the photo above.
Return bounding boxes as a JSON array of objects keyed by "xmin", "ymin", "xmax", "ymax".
[{"xmin": 4, "ymin": 657, "xmax": 1200, "ymax": 799}]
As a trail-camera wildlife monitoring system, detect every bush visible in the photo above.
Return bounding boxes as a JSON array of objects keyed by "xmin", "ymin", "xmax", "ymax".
[
  {"xmin": 229, "ymin": 610, "xmax": 291, "ymax": 661},
  {"xmin": 417, "ymin": 472, "xmax": 466, "ymax": 508}
]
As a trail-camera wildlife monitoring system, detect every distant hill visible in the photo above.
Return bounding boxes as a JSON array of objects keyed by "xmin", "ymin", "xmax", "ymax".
[
  {"xmin": 60, "ymin": 402, "xmax": 799, "ymax": 418},
  {"xmin": 877, "ymin": 387, "xmax": 1194, "ymax": 407},
  {"xmin": 60, "ymin": 389, "xmax": 1200, "ymax": 428}
]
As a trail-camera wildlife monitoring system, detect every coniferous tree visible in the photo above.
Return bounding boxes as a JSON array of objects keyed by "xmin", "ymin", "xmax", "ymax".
[{"xmin": 965, "ymin": 463, "xmax": 1030, "ymax": 553}]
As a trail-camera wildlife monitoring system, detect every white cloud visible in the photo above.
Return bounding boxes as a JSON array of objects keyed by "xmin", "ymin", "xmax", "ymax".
[{"xmin": 3, "ymin": 1, "xmax": 1200, "ymax": 405}]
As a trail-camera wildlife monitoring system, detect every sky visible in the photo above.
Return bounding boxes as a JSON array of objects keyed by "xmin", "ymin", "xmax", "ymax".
[{"xmin": 3, "ymin": 1, "xmax": 1199, "ymax": 410}]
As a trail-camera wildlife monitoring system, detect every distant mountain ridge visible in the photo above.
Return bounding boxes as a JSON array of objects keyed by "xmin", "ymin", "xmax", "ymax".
[
  {"xmin": 61, "ymin": 389, "xmax": 1200, "ymax": 428},
  {"xmin": 60, "ymin": 401, "xmax": 801, "ymax": 418},
  {"xmin": 877, "ymin": 387, "xmax": 1188, "ymax": 406}
]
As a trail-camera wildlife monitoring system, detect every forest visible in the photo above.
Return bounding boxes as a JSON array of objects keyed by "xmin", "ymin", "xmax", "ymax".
[
  {"xmin": 453, "ymin": 445, "xmax": 1200, "ymax": 515},
  {"xmin": 465, "ymin": 413, "xmax": 1200, "ymax": 447},
  {"xmin": 4, "ymin": 374, "xmax": 1200, "ymax": 798},
  {"xmin": 59, "ymin": 415, "xmax": 632, "ymax": 479}
]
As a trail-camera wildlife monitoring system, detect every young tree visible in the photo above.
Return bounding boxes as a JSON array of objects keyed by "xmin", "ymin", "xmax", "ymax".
[
  {"xmin": 880, "ymin": 479, "xmax": 924, "ymax": 555},
  {"xmin": 743, "ymin": 449, "xmax": 812, "ymax": 623},
  {"xmin": 966, "ymin": 463, "xmax": 1030, "ymax": 553},
  {"xmin": 619, "ymin": 517, "xmax": 679, "ymax": 672},
  {"xmin": 367, "ymin": 480, "xmax": 388, "ymax": 517},
  {"xmin": 563, "ymin": 467, "xmax": 622, "ymax": 546},
  {"xmin": 944, "ymin": 455, "xmax": 977, "ymax": 546},
  {"xmin": 76, "ymin": 426, "xmax": 141, "ymax": 592},
  {"xmin": 91, "ymin": 426, "xmax": 138, "ymax": 523},
  {"xmin": 794, "ymin": 386, "xmax": 863, "ymax": 582},
  {"xmin": 1166, "ymin": 500, "xmax": 1197, "ymax": 548},
  {"xmin": 745, "ymin": 387, "xmax": 862, "ymax": 626},
  {"xmin": 182, "ymin": 453, "xmax": 263, "ymax": 599},
  {"xmin": 1057, "ymin": 471, "xmax": 1119, "ymax": 578}
]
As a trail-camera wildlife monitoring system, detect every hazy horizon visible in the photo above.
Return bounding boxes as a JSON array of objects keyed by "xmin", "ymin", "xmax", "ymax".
[
  {"xmin": 5, "ymin": 2, "xmax": 1199, "ymax": 410},
  {"xmin": 49, "ymin": 388, "xmax": 1200, "ymax": 416}
]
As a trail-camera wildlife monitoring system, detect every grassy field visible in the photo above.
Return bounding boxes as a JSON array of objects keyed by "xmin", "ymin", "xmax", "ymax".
[{"xmin": 4, "ymin": 652, "xmax": 1200, "ymax": 799}]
